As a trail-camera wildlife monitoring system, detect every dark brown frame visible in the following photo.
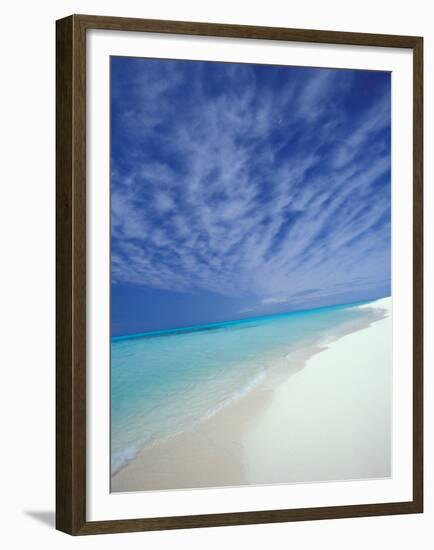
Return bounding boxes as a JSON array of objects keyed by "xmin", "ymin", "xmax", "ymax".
[{"xmin": 56, "ymin": 14, "xmax": 423, "ymax": 536}]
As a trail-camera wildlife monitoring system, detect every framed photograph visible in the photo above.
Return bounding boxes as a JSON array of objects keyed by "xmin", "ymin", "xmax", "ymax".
[{"xmin": 56, "ymin": 14, "xmax": 423, "ymax": 535}]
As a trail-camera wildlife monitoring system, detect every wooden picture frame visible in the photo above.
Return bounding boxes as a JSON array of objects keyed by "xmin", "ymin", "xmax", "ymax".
[{"xmin": 56, "ymin": 14, "xmax": 423, "ymax": 535}]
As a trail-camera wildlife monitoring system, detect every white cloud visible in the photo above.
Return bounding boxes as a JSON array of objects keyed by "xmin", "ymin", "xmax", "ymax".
[{"xmin": 261, "ymin": 296, "xmax": 289, "ymax": 305}]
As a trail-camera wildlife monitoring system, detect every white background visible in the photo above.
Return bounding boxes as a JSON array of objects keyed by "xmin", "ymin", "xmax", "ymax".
[{"xmin": 0, "ymin": 0, "xmax": 432, "ymax": 548}]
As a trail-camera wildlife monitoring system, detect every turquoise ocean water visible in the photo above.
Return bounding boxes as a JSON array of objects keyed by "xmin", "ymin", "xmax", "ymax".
[{"xmin": 111, "ymin": 300, "xmax": 379, "ymax": 474}]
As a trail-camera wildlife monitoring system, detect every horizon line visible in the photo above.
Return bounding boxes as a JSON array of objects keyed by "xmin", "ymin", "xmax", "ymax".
[{"xmin": 112, "ymin": 294, "xmax": 390, "ymax": 342}]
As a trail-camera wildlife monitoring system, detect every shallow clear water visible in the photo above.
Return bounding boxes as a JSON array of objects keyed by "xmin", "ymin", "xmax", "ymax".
[{"xmin": 111, "ymin": 301, "xmax": 376, "ymax": 474}]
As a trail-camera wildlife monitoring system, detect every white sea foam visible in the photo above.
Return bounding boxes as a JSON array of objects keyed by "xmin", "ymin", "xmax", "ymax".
[
  {"xmin": 200, "ymin": 369, "xmax": 267, "ymax": 422},
  {"xmin": 111, "ymin": 445, "xmax": 138, "ymax": 475}
]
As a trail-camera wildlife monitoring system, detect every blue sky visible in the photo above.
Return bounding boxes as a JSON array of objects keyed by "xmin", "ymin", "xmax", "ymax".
[{"xmin": 111, "ymin": 57, "xmax": 391, "ymax": 336}]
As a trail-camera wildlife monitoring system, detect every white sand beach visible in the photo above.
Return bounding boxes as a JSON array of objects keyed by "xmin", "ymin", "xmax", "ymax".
[{"xmin": 111, "ymin": 297, "xmax": 392, "ymax": 492}]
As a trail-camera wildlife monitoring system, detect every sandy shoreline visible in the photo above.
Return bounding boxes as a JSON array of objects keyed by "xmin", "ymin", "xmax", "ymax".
[{"xmin": 111, "ymin": 298, "xmax": 391, "ymax": 493}]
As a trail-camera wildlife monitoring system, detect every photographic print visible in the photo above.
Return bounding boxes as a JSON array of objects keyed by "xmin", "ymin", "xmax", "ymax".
[
  {"xmin": 110, "ymin": 57, "xmax": 392, "ymax": 493},
  {"xmin": 56, "ymin": 15, "xmax": 423, "ymax": 535}
]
